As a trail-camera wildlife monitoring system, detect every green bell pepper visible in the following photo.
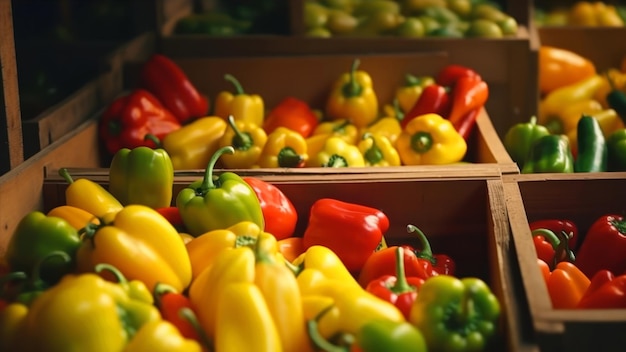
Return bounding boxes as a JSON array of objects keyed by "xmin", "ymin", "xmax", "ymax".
[
  {"xmin": 521, "ymin": 134, "xmax": 574, "ymax": 173},
  {"xmin": 109, "ymin": 145, "xmax": 174, "ymax": 209},
  {"xmin": 5, "ymin": 212, "xmax": 80, "ymax": 284},
  {"xmin": 607, "ymin": 128, "xmax": 626, "ymax": 171},
  {"xmin": 574, "ymin": 115, "xmax": 607, "ymax": 172},
  {"xmin": 176, "ymin": 146, "xmax": 264, "ymax": 237},
  {"xmin": 409, "ymin": 275, "xmax": 501, "ymax": 352},
  {"xmin": 12, "ymin": 252, "xmax": 72, "ymax": 305},
  {"xmin": 503, "ymin": 116, "xmax": 550, "ymax": 170}
]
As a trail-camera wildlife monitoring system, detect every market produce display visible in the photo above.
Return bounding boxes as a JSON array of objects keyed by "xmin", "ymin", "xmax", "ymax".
[
  {"xmin": 98, "ymin": 54, "xmax": 490, "ymax": 169},
  {"xmin": 534, "ymin": 1, "xmax": 626, "ymax": 27},
  {"xmin": 504, "ymin": 45, "xmax": 626, "ymax": 173},
  {"xmin": 0, "ymin": 146, "xmax": 503, "ymax": 351}
]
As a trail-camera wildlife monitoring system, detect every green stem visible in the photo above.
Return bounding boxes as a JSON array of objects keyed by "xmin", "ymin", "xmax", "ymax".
[
  {"xmin": 200, "ymin": 145, "xmax": 235, "ymax": 192},
  {"xmin": 392, "ymin": 98, "xmax": 405, "ymax": 122},
  {"xmin": 362, "ymin": 133, "xmax": 384, "ymax": 165},
  {"xmin": 179, "ymin": 307, "xmax": 214, "ymax": 352},
  {"xmin": 324, "ymin": 155, "xmax": 348, "ymax": 167},
  {"xmin": 307, "ymin": 305, "xmax": 350, "ymax": 352},
  {"xmin": 554, "ymin": 230, "xmax": 576, "ymax": 265},
  {"xmin": 58, "ymin": 168, "xmax": 74, "ymax": 184},
  {"xmin": 277, "ymin": 147, "xmax": 303, "ymax": 168},
  {"xmin": 341, "ymin": 59, "xmax": 362, "ymax": 98},
  {"xmin": 406, "ymin": 224, "xmax": 436, "ymax": 264},
  {"xmin": 333, "ymin": 119, "xmax": 351, "ymax": 133},
  {"xmin": 224, "ymin": 74, "xmax": 245, "ymax": 95},
  {"xmin": 227, "ymin": 115, "xmax": 253, "ymax": 151},
  {"xmin": 389, "ymin": 246, "xmax": 413, "ymax": 294},
  {"xmin": 410, "ymin": 131, "xmax": 433, "ymax": 154},
  {"xmin": 95, "ymin": 262, "xmax": 129, "ymax": 285},
  {"xmin": 144, "ymin": 134, "xmax": 164, "ymax": 149}
]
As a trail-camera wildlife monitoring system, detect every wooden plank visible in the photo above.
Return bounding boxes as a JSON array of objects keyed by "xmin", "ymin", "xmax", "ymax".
[{"xmin": 0, "ymin": 0, "xmax": 23, "ymax": 173}]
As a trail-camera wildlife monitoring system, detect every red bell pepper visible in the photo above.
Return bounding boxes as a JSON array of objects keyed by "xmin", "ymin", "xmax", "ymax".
[
  {"xmin": 435, "ymin": 64, "xmax": 482, "ymax": 87},
  {"xmin": 99, "ymin": 89, "xmax": 182, "ymax": 155},
  {"xmin": 575, "ymin": 214, "xmax": 626, "ymax": 278},
  {"xmin": 155, "ymin": 206, "xmax": 187, "ymax": 233},
  {"xmin": 531, "ymin": 228, "xmax": 576, "ymax": 270},
  {"xmin": 529, "ymin": 218, "xmax": 579, "ymax": 250},
  {"xmin": 140, "ymin": 54, "xmax": 209, "ymax": 124},
  {"xmin": 242, "ymin": 176, "xmax": 298, "ymax": 240},
  {"xmin": 365, "ymin": 246, "xmax": 424, "ymax": 320},
  {"xmin": 401, "ymin": 84, "xmax": 450, "ymax": 129},
  {"xmin": 405, "ymin": 224, "xmax": 455, "ymax": 276},
  {"xmin": 302, "ymin": 198, "xmax": 389, "ymax": 273},
  {"xmin": 454, "ymin": 107, "xmax": 481, "ymax": 141},
  {"xmin": 577, "ymin": 270, "xmax": 626, "ymax": 309},
  {"xmin": 357, "ymin": 245, "xmax": 435, "ymax": 289},
  {"xmin": 262, "ymin": 96, "xmax": 320, "ymax": 138}
]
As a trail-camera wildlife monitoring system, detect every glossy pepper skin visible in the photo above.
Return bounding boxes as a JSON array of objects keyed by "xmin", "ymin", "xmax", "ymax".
[
  {"xmin": 243, "ymin": 176, "xmax": 298, "ymax": 240},
  {"xmin": 504, "ymin": 116, "xmax": 550, "ymax": 170},
  {"xmin": 538, "ymin": 260, "xmax": 590, "ymax": 309},
  {"xmin": 396, "ymin": 74, "xmax": 435, "ymax": 114},
  {"xmin": 312, "ymin": 118, "xmax": 359, "ymax": 146},
  {"xmin": 574, "ymin": 115, "xmax": 608, "ymax": 172},
  {"xmin": 219, "ymin": 115, "xmax": 268, "ymax": 168},
  {"xmin": 99, "ymin": 89, "xmax": 182, "ymax": 155},
  {"xmin": 607, "ymin": 128, "xmax": 626, "ymax": 171},
  {"xmin": 302, "ymin": 198, "xmax": 389, "ymax": 273},
  {"xmin": 108, "ymin": 145, "xmax": 174, "ymax": 209},
  {"xmin": 531, "ymin": 228, "xmax": 576, "ymax": 270},
  {"xmin": 447, "ymin": 75, "xmax": 489, "ymax": 131},
  {"xmin": 397, "ymin": 113, "xmax": 467, "ymax": 165},
  {"xmin": 214, "ymin": 74, "xmax": 264, "ymax": 127},
  {"xmin": 176, "ymin": 146, "xmax": 265, "ymax": 236},
  {"xmin": 358, "ymin": 245, "xmax": 434, "ymax": 291},
  {"xmin": 326, "ymin": 59, "xmax": 379, "ymax": 128},
  {"xmin": 5, "ymin": 212, "xmax": 80, "ymax": 284},
  {"xmin": 361, "ymin": 102, "xmax": 403, "ymax": 146},
  {"xmin": 577, "ymin": 270, "xmax": 626, "ymax": 309},
  {"xmin": 257, "ymin": 126, "xmax": 308, "ymax": 168},
  {"xmin": 529, "ymin": 218, "xmax": 579, "ymax": 251},
  {"xmin": 406, "ymin": 224, "xmax": 456, "ymax": 276},
  {"xmin": 410, "ymin": 275, "xmax": 501, "ymax": 352},
  {"xmin": 46, "ymin": 205, "xmax": 100, "ymax": 232},
  {"xmin": 263, "ymin": 96, "xmax": 319, "ymax": 138},
  {"xmin": 140, "ymin": 53, "xmax": 209, "ymax": 124},
  {"xmin": 152, "ymin": 116, "xmax": 227, "ymax": 170},
  {"xmin": 401, "ymin": 84, "xmax": 450, "ymax": 129},
  {"xmin": 521, "ymin": 134, "xmax": 574, "ymax": 173},
  {"xmin": 152, "ymin": 283, "xmax": 207, "ymax": 347},
  {"xmin": 311, "ymin": 136, "xmax": 365, "ymax": 167},
  {"xmin": 358, "ymin": 132, "xmax": 401, "ymax": 167},
  {"xmin": 575, "ymin": 214, "xmax": 626, "ymax": 279},
  {"xmin": 538, "ymin": 46, "xmax": 597, "ymax": 95}
]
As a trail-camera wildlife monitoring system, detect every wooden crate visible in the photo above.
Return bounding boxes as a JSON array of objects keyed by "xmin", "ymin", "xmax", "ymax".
[
  {"xmin": 503, "ymin": 172, "xmax": 626, "ymax": 351},
  {"xmin": 40, "ymin": 171, "xmax": 537, "ymax": 351}
]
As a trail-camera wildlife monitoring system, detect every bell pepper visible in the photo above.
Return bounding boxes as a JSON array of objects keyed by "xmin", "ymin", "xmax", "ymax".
[
  {"xmin": 406, "ymin": 224, "xmax": 455, "ymax": 276},
  {"xmin": 98, "ymin": 89, "xmax": 182, "ymax": 155},
  {"xmin": 148, "ymin": 116, "xmax": 227, "ymax": 170},
  {"xmin": 539, "ymin": 260, "xmax": 590, "ymax": 309},
  {"xmin": 5, "ymin": 212, "xmax": 80, "ymax": 284},
  {"xmin": 326, "ymin": 59, "xmax": 379, "ymax": 128},
  {"xmin": 176, "ymin": 146, "xmax": 264, "ymax": 236},
  {"xmin": 396, "ymin": 113, "xmax": 467, "ymax": 165},
  {"xmin": 454, "ymin": 107, "xmax": 482, "ymax": 142},
  {"xmin": 395, "ymin": 73, "xmax": 435, "ymax": 114},
  {"xmin": 605, "ymin": 73, "xmax": 626, "ymax": 123},
  {"xmin": 58, "ymin": 168, "xmax": 123, "ymax": 222},
  {"xmin": 263, "ymin": 96, "xmax": 320, "ymax": 138},
  {"xmin": 140, "ymin": 53, "xmax": 209, "ymax": 124},
  {"xmin": 302, "ymin": 198, "xmax": 389, "ymax": 273},
  {"xmin": 312, "ymin": 119, "xmax": 359, "ymax": 146},
  {"xmin": 358, "ymin": 245, "xmax": 435, "ymax": 289},
  {"xmin": 257, "ymin": 126, "xmax": 308, "ymax": 168},
  {"xmin": 568, "ymin": 1, "xmax": 624, "ymax": 26},
  {"xmin": 155, "ymin": 206, "xmax": 187, "ymax": 233},
  {"xmin": 277, "ymin": 237, "xmax": 306, "ymax": 263},
  {"xmin": 409, "ymin": 275, "xmax": 501, "ymax": 351},
  {"xmin": 566, "ymin": 108, "xmax": 623, "ymax": 158},
  {"xmin": 46, "ymin": 205, "xmax": 99, "ymax": 231},
  {"xmin": 607, "ymin": 128, "xmax": 626, "ymax": 171},
  {"xmin": 0, "ymin": 302, "xmax": 28, "ymax": 351},
  {"xmin": 575, "ymin": 214, "xmax": 626, "ymax": 279},
  {"xmin": 435, "ymin": 64, "xmax": 482, "ymax": 88},
  {"xmin": 185, "ymin": 221, "xmax": 276, "ymax": 279},
  {"xmin": 310, "ymin": 136, "xmax": 365, "ymax": 167},
  {"xmin": 504, "ymin": 116, "xmax": 551, "ymax": 170},
  {"xmin": 243, "ymin": 176, "xmax": 298, "ymax": 240},
  {"xmin": 529, "ymin": 218, "xmax": 579, "ymax": 252},
  {"xmin": 531, "ymin": 228, "xmax": 576, "ymax": 270},
  {"xmin": 365, "ymin": 246, "xmax": 424, "ymax": 320},
  {"xmin": 594, "ymin": 68, "xmax": 626, "ymax": 108},
  {"xmin": 6, "ymin": 251, "xmax": 71, "ymax": 306},
  {"xmin": 362, "ymin": 102, "xmax": 403, "ymax": 146},
  {"xmin": 539, "ymin": 46, "xmax": 597, "ymax": 95},
  {"xmin": 108, "ymin": 145, "xmax": 174, "ymax": 209},
  {"xmin": 358, "ymin": 132, "xmax": 401, "ymax": 167},
  {"xmin": 291, "ymin": 245, "xmax": 361, "ymax": 291},
  {"xmin": 577, "ymin": 270, "xmax": 626, "ymax": 309},
  {"xmin": 446, "ymin": 75, "xmax": 489, "ymax": 130},
  {"xmin": 401, "ymin": 84, "xmax": 450, "ymax": 129},
  {"xmin": 538, "ymin": 74, "xmax": 605, "ymax": 131},
  {"xmin": 521, "ymin": 134, "xmax": 574, "ymax": 173},
  {"xmin": 574, "ymin": 115, "xmax": 608, "ymax": 172},
  {"xmin": 214, "ymin": 74, "xmax": 264, "ymax": 127},
  {"xmin": 76, "ymin": 204, "xmax": 193, "ymax": 293},
  {"xmin": 218, "ymin": 115, "xmax": 268, "ymax": 168},
  {"xmin": 542, "ymin": 98, "xmax": 604, "ymax": 136},
  {"xmin": 124, "ymin": 319, "xmax": 203, "ymax": 352}
]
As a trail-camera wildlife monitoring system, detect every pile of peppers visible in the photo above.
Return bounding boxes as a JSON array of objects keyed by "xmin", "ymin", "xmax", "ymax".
[
  {"xmin": 0, "ymin": 146, "xmax": 503, "ymax": 351},
  {"xmin": 529, "ymin": 215, "xmax": 626, "ymax": 309},
  {"xmin": 505, "ymin": 45, "xmax": 626, "ymax": 173},
  {"xmin": 98, "ymin": 54, "xmax": 491, "ymax": 169}
]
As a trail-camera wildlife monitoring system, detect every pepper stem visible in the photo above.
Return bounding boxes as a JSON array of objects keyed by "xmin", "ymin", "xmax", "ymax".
[
  {"xmin": 324, "ymin": 154, "xmax": 348, "ymax": 167},
  {"xmin": 341, "ymin": 59, "xmax": 363, "ymax": 98},
  {"xmin": 153, "ymin": 282, "xmax": 178, "ymax": 308},
  {"xmin": 388, "ymin": 246, "xmax": 413, "ymax": 294},
  {"xmin": 227, "ymin": 115, "xmax": 253, "ymax": 151},
  {"xmin": 410, "ymin": 131, "xmax": 433, "ymax": 154},
  {"xmin": 307, "ymin": 305, "xmax": 350, "ymax": 352},
  {"xmin": 406, "ymin": 224, "xmax": 436, "ymax": 265},
  {"xmin": 95, "ymin": 262, "xmax": 129, "ymax": 284},
  {"xmin": 392, "ymin": 98, "xmax": 405, "ymax": 122},
  {"xmin": 144, "ymin": 134, "xmax": 164, "ymax": 149},
  {"xmin": 362, "ymin": 132, "xmax": 384, "ymax": 165},
  {"xmin": 277, "ymin": 147, "xmax": 304, "ymax": 168},
  {"xmin": 332, "ymin": 119, "xmax": 351, "ymax": 133},
  {"xmin": 224, "ymin": 74, "xmax": 245, "ymax": 95},
  {"xmin": 200, "ymin": 145, "xmax": 235, "ymax": 192},
  {"xmin": 178, "ymin": 307, "xmax": 214, "ymax": 352},
  {"xmin": 58, "ymin": 168, "xmax": 74, "ymax": 184},
  {"xmin": 554, "ymin": 230, "xmax": 576, "ymax": 266}
]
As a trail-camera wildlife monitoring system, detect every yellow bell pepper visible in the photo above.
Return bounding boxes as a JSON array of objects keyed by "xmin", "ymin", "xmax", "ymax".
[
  {"xmin": 594, "ymin": 68, "xmax": 626, "ymax": 108},
  {"xmin": 214, "ymin": 74, "xmax": 265, "ymax": 127},
  {"xmin": 157, "ymin": 116, "xmax": 227, "ymax": 170},
  {"xmin": 292, "ymin": 245, "xmax": 361, "ymax": 290},
  {"xmin": 185, "ymin": 220, "xmax": 277, "ymax": 280},
  {"xmin": 0, "ymin": 302, "xmax": 28, "ymax": 351},
  {"xmin": 395, "ymin": 74, "xmax": 434, "ymax": 114},
  {"xmin": 58, "ymin": 168, "xmax": 123, "ymax": 223},
  {"xmin": 541, "ymin": 98, "xmax": 604, "ymax": 135},
  {"xmin": 257, "ymin": 126, "xmax": 308, "ymax": 168},
  {"xmin": 76, "ymin": 204, "xmax": 193, "ymax": 293},
  {"xmin": 124, "ymin": 320, "xmax": 202, "ymax": 352},
  {"xmin": 360, "ymin": 105, "xmax": 403, "ymax": 147},
  {"xmin": 219, "ymin": 115, "xmax": 268, "ymax": 168},
  {"xmin": 308, "ymin": 136, "xmax": 365, "ymax": 167},
  {"xmin": 215, "ymin": 282, "xmax": 282, "ymax": 352},
  {"xmin": 301, "ymin": 294, "xmax": 340, "ymax": 340},
  {"xmin": 326, "ymin": 59, "xmax": 379, "ymax": 128},
  {"xmin": 358, "ymin": 132, "xmax": 401, "ymax": 167},
  {"xmin": 396, "ymin": 113, "xmax": 467, "ymax": 165},
  {"xmin": 46, "ymin": 205, "xmax": 100, "ymax": 231},
  {"xmin": 539, "ymin": 74, "xmax": 605, "ymax": 127},
  {"xmin": 13, "ymin": 268, "xmax": 161, "ymax": 352},
  {"xmin": 189, "ymin": 246, "xmax": 256, "ymax": 341},
  {"xmin": 312, "ymin": 119, "xmax": 359, "ymax": 145},
  {"xmin": 567, "ymin": 108, "xmax": 625, "ymax": 156},
  {"xmin": 568, "ymin": 1, "xmax": 624, "ymax": 26}
]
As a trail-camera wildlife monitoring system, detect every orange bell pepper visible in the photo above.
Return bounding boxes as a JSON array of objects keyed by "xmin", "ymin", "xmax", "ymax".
[
  {"xmin": 539, "ymin": 46, "xmax": 597, "ymax": 96},
  {"xmin": 539, "ymin": 259, "xmax": 590, "ymax": 309}
]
